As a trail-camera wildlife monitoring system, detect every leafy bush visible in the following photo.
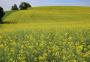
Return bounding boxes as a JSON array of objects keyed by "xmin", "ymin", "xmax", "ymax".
[
  {"xmin": 11, "ymin": 4, "xmax": 18, "ymax": 10},
  {"xmin": 0, "ymin": 6, "xmax": 5, "ymax": 23},
  {"xmin": 19, "ymin": 2, "xmax": 31, "ymax": 10}
]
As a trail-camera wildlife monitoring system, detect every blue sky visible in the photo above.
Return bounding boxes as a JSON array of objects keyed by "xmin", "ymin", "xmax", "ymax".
[{"xmin": 0, "ymin": 0, "xmax": 90, "ymax": 10}]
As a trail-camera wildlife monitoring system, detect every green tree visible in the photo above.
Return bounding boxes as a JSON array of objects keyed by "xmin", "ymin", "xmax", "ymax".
[
  {"xmin": 19, "ymin": 2, "xmax": 31, "ymax": 10},
  {"xmin": 0, "ymin": 6, "xmax": 5, "ymax": 24},
  {"xmin": 11, "ymin": 4, "xmax": 18, "ymax": 10}
]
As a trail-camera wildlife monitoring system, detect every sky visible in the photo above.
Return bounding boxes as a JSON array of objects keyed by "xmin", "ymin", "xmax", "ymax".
[{"xmin": 0, "ymin": 0, "xmax": 90, "ymax": 10}]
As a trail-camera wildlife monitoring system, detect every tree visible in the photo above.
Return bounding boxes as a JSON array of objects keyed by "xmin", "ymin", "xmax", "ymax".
[
  {"xmin": 0, "ymin": 6, "xmax": 5, "ymax": 24},
  {"xmin": 11, "ymin": 4, "xmax": 18, "ymax": 10},
  {"xmin": 19, "ymin": 2, "xmax": 31, "ymax": 10}
]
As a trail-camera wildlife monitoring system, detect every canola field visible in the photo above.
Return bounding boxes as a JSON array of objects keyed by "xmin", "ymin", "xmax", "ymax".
[{"xmin": 0, "ymin": 6, "xmax": 90, "ymax": 62}]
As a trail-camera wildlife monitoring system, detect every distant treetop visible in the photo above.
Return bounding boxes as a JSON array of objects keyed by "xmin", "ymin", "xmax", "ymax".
[
  {"xmin": 11, "ymin": 4, "xmax": 18, "ymax": 10},
  {"xmin": 19, "ymin": 2, "xmax": 32, "ymax": 10}
]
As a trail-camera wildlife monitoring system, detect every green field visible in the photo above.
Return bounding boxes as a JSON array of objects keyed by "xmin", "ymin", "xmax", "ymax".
[{"xmin": 0, "ymin": 6, "xmax": 90, "ymax": 62}]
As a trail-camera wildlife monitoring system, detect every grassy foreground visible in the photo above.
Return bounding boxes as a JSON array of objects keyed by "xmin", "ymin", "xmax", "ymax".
[{"xmin": 0, "ymin": 6, "xmax": 90, "ymax": 62}]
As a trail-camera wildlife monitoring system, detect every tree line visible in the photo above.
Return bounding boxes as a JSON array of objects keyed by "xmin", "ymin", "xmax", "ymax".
[
  {"xmin": 0, "ymin": 2, "xmax": 32, "ymax": 24},
  {"xmin": 11, "ymin": 2, "xmax": 31, "ymax": 10}
]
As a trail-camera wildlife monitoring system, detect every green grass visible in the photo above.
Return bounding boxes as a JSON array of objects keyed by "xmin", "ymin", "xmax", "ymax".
[{"xmin": 0, "ymin": 6, "xmax": 90, "ymax": 62}]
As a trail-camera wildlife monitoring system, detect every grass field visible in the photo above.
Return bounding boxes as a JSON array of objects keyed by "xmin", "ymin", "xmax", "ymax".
[{"xmin": 0, "ymin": 6, "xmax": 90, "ymax": 62}]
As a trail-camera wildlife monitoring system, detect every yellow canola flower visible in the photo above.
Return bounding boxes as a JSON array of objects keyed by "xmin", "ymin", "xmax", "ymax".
[
  {"xmin": 76, "ymin": 45, "xmax": 83, "ymax": 53},
  {"xmin": 0, "ymin": 44, "xmax": 4, "ymax": 48},
  {"xmin": 0, "ymin": 35, "xmax": 2, "ymax": 39},
  {"xmin": 12, "ymin": 41, "xmax": 16, "ymax": 46},
  {"xmin": 43, "ymin": 52, "xmax": 48, "ymax": 57},
  {"xmin": 83, "ymin": 50, "xmax": 90, "ymax": 57},
  {"xmin": 39, "ymin": 56, "xmax": 44, "ymax": 61}
]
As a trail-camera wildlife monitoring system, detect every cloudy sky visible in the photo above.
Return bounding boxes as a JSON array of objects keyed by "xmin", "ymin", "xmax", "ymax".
[{"xmin": 0, "ymin": 0, "xmax": 90, "ymax": 10}]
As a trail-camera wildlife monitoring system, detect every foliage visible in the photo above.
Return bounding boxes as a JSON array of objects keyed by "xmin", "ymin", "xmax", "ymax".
[
  {"xmin": 11, "ymin": 4, "xmax": 18, "ymax": 10},
  {"xmin": 19, "ymin": 2, "xmax": 31, "ymax": 10},
  {"xmin": 0, "ymin": 6, "xmax": 5, "ymax": 23}
]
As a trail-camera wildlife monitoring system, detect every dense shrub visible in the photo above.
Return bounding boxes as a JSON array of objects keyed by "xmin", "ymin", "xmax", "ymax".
[
  {"xmin": 11, "ymin": 4, "xmax": 18, "ymax": 10},
  {"xmin": 19, "ymin": 2, "xmax": 31, "ymax": 10},
  {"xmin": 0, "ymin": 6, "xmax": 5, "ymax": 23}
]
